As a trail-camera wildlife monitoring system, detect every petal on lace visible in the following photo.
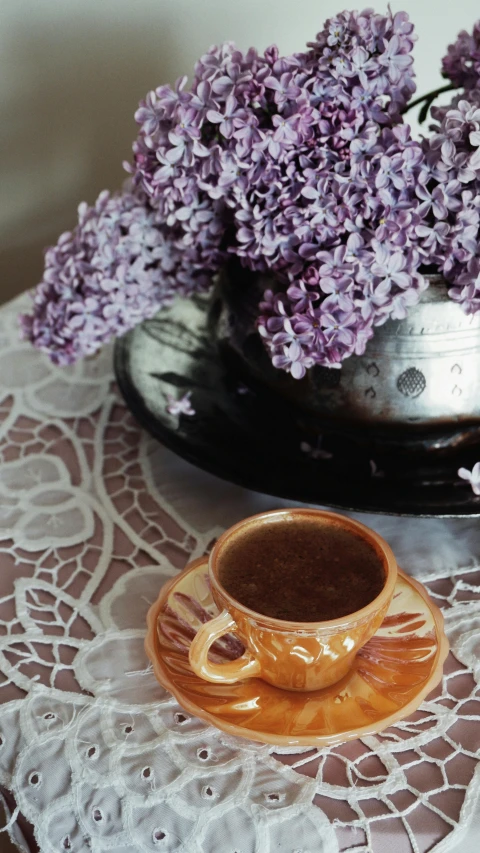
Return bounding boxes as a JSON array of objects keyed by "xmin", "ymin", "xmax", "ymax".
[
  {"xmin": 74, "ymin": 706, "xmax": 112, "ymax": 780},
  {"xmin": 74, "ymin": 630, "xmax": 167, "ymax": 704},
  {"xmin": 249, "ymin": 763, "xmax": 311, "ymax": 809},
  {"xmin": 200, "ymin": 806, "xmax": 257, "ymax": 853},
  {"xmin": 15, "ymin": 579, "xmax": 101, "ymax": 637},
  {"xmin": 0, "ymin": 704, "xmax": 23, "ymax": 785},
  {"xmin": 266, "ymin": 808, "xmax": 338, "ymax": 853},
  {"xmin": 39, "ymin": 803, "xmax": 89, "ymax": 853},
  {"xmin": 127, "ymin": 802, "xmax": 195, "ymax": 851},
  {"xmin": 175, "ymin": 767, "xmax": 246, "ymax": 812},
  {"xmin": 14, "ymin": 736, "xmax": 72, "ymax": 817},
  {"xmin": 444, "ymin": 610, "xmax": 480, "ymax": 682},
  {"xmin": 6, "ymin": 500, "xmax": 93, "ymax": 551},
  {"xmin": 155, "ymin": 704, "xmax": 208, "ymax": 736},
  {"xmin": 0, "ymin": 456, "xmax": 69, "ymax": 494},
  {"xmin": 106, "ymin": 706, "xmax": 160, "ymax": 746},
  {"xmin": 99, "ymin": 564, "xmax": 178, "ymax": 630},
  {"xmin": 0, "ymin": 456, "xmax": 94, "ymax": 551},
  {"xmin": 26, "ymin": 694, "xmax": 76, "ymax": 739},
  {"xmin": 0, "ymin": 633, "xmax": 88, "ymax": 697},
  {"xmin": 25, "ymin": 374, "xmax": 111, "ymax": 418},
  {"xmin": 76, "ymin": 781, "xmax": 127, "ymax": 840},
  {"xmin": 0, "ymin": 347, "xmax": 51, "ymax": 389},
  {"xmin": 170, "ymin": 731, "xmax": 242, "ymax": 770},
  {"xmin": 120, "ymin": 749, "xmax": 181, "ymax": 797}
]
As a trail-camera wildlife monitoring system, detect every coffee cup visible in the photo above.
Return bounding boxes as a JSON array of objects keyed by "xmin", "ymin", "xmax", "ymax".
[{"xmin": 188, "ymin": 508, "xmax": 397, "ymax": 692}]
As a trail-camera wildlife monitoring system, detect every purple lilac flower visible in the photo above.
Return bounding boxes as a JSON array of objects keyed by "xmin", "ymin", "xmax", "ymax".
[
  {"xmin": 272, "ymin": 340, "xmax": 314, "ymax": 379},
  {"xmin": 166, "ymin": 391, "xmax": 196, "ymax": 416},
  {"xmin": 19, "ymin": 189, "xmax": 216, "ymax": 364},
  {"xmin": 308, "ymin": 9, "xmax": 417, "ymax": 119},
  {"xmin": 449, "ymin": 258, "xmax": 480, "ymax": 313},
  {"xmin": 415, "ymin": 96, "xmax": 480, "ymax": 313},
  {"xmin": 442, "ymin": 23, "xmax": 480, "ymax": 89},
  {"xmin": 458, "ymin": 462, "xmax": 480, "ymax": 495},
  {"xmin": 257, "ymin": 121, "xmax": 430, "ymax": 368}
]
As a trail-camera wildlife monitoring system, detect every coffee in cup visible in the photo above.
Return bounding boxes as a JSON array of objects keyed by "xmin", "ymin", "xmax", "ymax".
[{"xmin": 216, "ymin": 514, "xmax": 385, "ymax": 623}]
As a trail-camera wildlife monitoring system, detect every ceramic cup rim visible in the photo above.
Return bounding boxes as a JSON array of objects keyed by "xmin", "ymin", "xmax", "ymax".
[{"xmin": 209, "ymin": 508, "xmax": 398, "ymax": 632}]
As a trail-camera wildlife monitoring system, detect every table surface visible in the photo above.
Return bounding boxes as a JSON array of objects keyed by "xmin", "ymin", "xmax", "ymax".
[{"xmin": 1, "ymin": 292, "xmax": 480, "ymax": 853}]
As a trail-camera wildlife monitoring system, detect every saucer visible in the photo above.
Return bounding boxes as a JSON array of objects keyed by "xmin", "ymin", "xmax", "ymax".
[
  {"xmin": 145, "ymin": 557, "xmax": 449, "ymax": 747},
  {"xmin": 115, "ymin": 293, "xmax": 480, "ymax": 517}
]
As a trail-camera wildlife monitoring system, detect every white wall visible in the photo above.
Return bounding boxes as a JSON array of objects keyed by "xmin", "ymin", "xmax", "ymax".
[{"xmin": 1, "ymin": 0, "xmax": 478, "ymax": 301}]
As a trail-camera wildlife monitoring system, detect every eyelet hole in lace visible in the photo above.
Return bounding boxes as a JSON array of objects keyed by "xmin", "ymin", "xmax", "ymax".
[
  {"xmin": 86, "ymin": 746, "xmax": 98, "ymax": 760},
  {"xmin": 62, "ymin": 836, "xmax": 71, "ymax": 850},
  {"xmin": 29, "ymin": 772, "xmax": 41, "ymax": 787},
  {"xmin": 265, "ymin": 792, "xmax": 284, "ymax": 803},
  {"xmin": 152, "ymin": 828, "xmax": 167, "ymax": 844},
  {"xmin": 123, "ymin": 725, "xmax": 133, "ymax": 735},
  {"xmin": 44, "ymin": 713, "xmax": 55, "ymax": 720},
  {"xmin": 197, "ymin": 748, "xmax": 211, "ymax": 761},
  {"xmin": 92, "ymin": 808, "xmax": 103, "ymax": 823},
  {"xmin": 142, "ymin": 766, "xmax": 152, "ymax": 779},
  {"xmin": 174, "ymin": 712, "xmax": 188, "ymax": 725},
  {"xmin": 201, "ymin": 785, "xmax": 216, "ymax": 799}
]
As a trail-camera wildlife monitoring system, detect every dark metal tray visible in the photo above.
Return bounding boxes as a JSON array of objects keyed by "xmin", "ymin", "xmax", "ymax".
[{"xmin": 115, "ymin": 295, "xmax": 480, "ymax": 517}]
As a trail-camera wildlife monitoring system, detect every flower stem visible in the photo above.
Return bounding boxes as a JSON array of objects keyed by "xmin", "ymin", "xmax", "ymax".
[{"xmin": 401, "ymin": 83, "xmax": 457, "ymax": 123}]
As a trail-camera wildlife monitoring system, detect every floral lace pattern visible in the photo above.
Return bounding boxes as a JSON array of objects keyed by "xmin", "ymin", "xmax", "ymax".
[{"xmin": 1, "ymin": 293, "xmax": 480, "ymax": 852}]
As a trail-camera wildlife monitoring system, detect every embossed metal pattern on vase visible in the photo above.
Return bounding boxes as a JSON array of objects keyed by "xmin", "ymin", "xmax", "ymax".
[{"xmin": 214, "ymin": 266, "xmax": 480, "ymax": 429}]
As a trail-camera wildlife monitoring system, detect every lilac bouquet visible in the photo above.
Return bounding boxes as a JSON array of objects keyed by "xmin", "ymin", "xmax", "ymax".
[{"xmin": 20, "ymin": 9, "xmax": 480, "ymax": 378}]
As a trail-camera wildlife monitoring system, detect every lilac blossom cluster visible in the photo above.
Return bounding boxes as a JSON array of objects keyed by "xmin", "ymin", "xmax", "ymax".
[
  {"xmin": 442, "ymin": 22, "xmax": 480, "ymax": 90},
  {"xmin": 131, "ymin": 7, "xmax": 419, "ymax": 373},
  {"xmin": 20, "ymin": 189, "xmax": 214, "ymax": 365},
  {"xmin": 19, "ymin": 10, "xmax": 480, "ymax": 377},
  {"xmin": 422, "ymin": 99, "xmax": 480, "ymax": 314},
  {"xmin": 262, "ymin": 91, "xmax": 480, "ymax": 373}
]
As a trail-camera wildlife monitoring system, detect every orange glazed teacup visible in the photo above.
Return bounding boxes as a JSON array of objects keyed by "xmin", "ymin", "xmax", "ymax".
[{"xmin": 188, "ymin": 509, "xmax": 398, "ymax": 692}]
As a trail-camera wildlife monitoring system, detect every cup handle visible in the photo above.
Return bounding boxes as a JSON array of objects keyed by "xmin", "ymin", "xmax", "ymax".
[{"xmin": 188, "ymin": 610, "xmax": 262, "ymax": 684}]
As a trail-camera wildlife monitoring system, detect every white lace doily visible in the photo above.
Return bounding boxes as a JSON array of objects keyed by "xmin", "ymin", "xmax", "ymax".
[{"xmin": 1, "ymin": 292, "xmax": 480, "ymax": 853}]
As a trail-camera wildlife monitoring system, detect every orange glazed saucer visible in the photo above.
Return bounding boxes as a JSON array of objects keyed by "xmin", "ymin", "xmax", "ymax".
[{"xmin": 145, "ymin": 557, "xmax": 449, "ymax": 747}]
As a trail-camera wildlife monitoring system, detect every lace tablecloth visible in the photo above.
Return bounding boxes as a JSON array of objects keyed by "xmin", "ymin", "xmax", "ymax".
[{"xmin": 1, "ymin": 292, "xmax": 480, "ymax": 853}]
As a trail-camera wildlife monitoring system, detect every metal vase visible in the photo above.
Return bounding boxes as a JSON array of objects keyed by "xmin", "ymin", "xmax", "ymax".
[{"xmin": 211, "ymin": 264, "xmax": 480, "ymax": 455}]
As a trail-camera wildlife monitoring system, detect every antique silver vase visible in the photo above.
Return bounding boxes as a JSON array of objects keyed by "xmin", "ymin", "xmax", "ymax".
[{"xmin": 212, "ymin": 264, "xmax": 480, "ymax": 454}]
